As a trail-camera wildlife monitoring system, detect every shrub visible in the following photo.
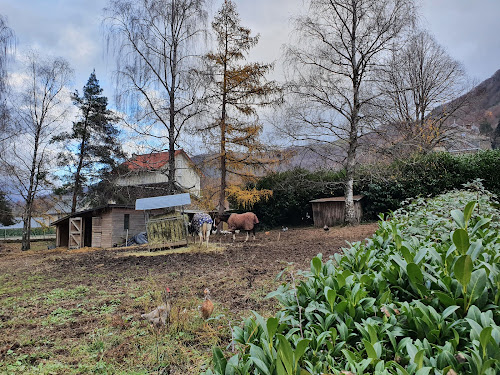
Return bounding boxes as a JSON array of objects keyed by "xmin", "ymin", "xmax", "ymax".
[
  {"xmin": 238, "ymin": 150, "xmax": 500, "ymax": 227},
  {"xmin": 205, "ymin": 182, "xmax": 500, "ymax": 375},
  {"xmin": 235, "ymin": 168, "xmax": 345, "ymax": 228}
]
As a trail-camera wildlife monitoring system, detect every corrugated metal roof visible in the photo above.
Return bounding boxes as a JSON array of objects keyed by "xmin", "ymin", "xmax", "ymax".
[
  {"xmin": 135, "ymin": 193, "xmax": 191, "ymax": 210},
  {"xmin": 310, "ymin": 195, "xmax": 364, "ymax": 203}
]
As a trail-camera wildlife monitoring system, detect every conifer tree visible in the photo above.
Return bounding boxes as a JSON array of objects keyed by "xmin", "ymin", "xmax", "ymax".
[
  {"xmin": 0, "ymin": 190, "xmax": 14, "ymax": 226},
  {"xmin": 201, "ymin": 0, "xmax": 279, "ymax": 215},
  {"xmin": 54, "ymin": 71, "xmax": 124, "ymax": 213}
]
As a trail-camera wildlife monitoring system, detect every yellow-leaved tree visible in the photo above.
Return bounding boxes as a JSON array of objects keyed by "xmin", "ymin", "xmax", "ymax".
[{"xmin": 197, "ymin": 0, "xmax": 280, "ymax": 215}]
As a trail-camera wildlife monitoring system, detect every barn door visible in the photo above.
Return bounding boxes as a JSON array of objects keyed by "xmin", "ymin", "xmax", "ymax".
[{"xmin": 69, "ymin": 217, "xmax": 83, "ymax": 249}]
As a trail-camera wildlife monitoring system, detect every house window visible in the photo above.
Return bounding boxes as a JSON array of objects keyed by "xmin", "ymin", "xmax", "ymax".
[{"xmin": 124, "ymin": 214, "xmax": 130, "ymax": 230}]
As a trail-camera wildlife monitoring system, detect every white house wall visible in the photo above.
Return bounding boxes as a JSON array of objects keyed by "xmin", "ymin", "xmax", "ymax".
[{"xmin": 116, "ymin": 154, "xmax": 201, "ymax": 197}]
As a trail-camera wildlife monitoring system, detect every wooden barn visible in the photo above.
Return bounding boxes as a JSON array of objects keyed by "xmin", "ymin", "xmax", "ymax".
[
  {"xmin": 310, "ymin": 195, "xmax": 364, "ymax": 226},
  {"xmin": 52, "ymin": 205, "xmax": 145, "ymax": 249}
]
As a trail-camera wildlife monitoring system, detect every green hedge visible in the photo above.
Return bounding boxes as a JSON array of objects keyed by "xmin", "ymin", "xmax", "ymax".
[
  {"xmin": 360, "ymin": 150, "xmax": 500, "ymax": 219},
  {"xmin": 237, "ymin": 150, "xmax": 500, "ymax": 227}
]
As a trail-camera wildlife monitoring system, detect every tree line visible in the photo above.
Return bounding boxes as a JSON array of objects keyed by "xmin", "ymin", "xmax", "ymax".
[{"xmin": 0, "ymin": 0, "xmax": 487, "ymax": 250}]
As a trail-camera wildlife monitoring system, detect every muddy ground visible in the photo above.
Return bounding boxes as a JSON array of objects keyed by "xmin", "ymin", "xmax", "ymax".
[{"xmin": 0, "ymin": 224, "xmax": 377, "ymax": 374}]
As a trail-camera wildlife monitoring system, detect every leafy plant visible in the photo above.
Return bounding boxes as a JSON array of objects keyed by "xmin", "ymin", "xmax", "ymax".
[{"xmin": 205, "ymin": 183, "xmax": 500, "ymax": 374}]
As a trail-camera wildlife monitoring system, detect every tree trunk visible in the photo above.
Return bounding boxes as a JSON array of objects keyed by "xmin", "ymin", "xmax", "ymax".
[
  {"xmin": 168, "ymin": 10, "xmax": 177, "ymax": 195},
  {"xmin": 21, "ymin": 200, "xmax": 33, "ymax": 251},
  {"xmin": 21, "ymin": 125, "xmax": 42, "ymax": 250},
  {"xmin": 72, "ymin": 120, "xmax": 89, "ymax": 214},
  {"xmin": 344, "ymin": 0, "xmax": 359, "ymax": 226},
  {"xmin": 218, "ymin": 29, "xmax": 229, "ymax": 218}
]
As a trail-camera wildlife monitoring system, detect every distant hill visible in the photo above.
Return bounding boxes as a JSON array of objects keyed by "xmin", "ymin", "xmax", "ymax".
[
  {"xmin": 432, "ymin": 69, "xmax": 500, "ymax": 133},
  {"xmin": 462, "ymin": 69, "xmax": 500, "ymax": 126}
]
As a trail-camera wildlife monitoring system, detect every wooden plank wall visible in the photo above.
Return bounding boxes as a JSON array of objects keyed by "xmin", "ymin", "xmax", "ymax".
[
  {"xmin": 91, "ymin": 217, "xmax": 102, "ymax": 248},
  {"xmin": 110, "ymin": 208, "xmax": 146, "ymax": 248},
  {"xmin": 312, "ymin": 201, "xmax": 363, "ymax": 227}
]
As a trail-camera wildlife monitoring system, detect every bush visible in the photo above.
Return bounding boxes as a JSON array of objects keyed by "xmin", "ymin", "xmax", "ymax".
[
  {"xmin": 239, "ymin": 150, "xmax": 500, "ymax": 227},
  {"xmin": 360, "ymin": 150, "xmax": 500, "ymax": 220},
  {"xmin": 205, "ymin": 182, "xmax": 500, "ymax": 375},
  {"xmin": 235, "ymin": 168, "xmax": 345, "ymax": 228}
]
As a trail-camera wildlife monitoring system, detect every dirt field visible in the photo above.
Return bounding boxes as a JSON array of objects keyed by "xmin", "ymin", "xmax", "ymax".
[{"xmin": 0, "ymin": 224, "xmax": 377, "ymax": 374}]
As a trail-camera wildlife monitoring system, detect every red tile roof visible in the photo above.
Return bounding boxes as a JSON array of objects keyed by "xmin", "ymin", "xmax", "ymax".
[{"xmin": 123, "ymin": 150, "xmax": 186, "ymax": 171}]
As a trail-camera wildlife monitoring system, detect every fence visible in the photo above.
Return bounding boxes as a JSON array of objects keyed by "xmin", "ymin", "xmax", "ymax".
[{"xmin": 1, "ymin": 227, "xmax": 56, "ymax": 241}]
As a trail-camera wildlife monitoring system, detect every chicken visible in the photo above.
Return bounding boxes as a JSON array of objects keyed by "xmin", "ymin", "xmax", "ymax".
[
  {"xmin": 199, "ymin": 288, "xmax": 214, "ymax": 320},
  {"xmin": 141, "ymin": 287, "xmax": 172, "ymax": 327}
]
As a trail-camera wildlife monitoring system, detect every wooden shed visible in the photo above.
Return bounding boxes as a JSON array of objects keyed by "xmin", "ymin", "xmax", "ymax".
[
  {"xmin": 310, "ymin": 195, "xmax": 364, "ymax": 227},
  {"xmin": 51, "ymin": 205, "xmax": 145, "ymax": 249}
]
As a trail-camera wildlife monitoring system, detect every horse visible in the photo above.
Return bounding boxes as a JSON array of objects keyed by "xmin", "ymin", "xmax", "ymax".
[
  {"xmin": 215, "ymin": 212, "xmax": 259, "ymax": 242},
  {"xmin": 190, "ymin": 213, "xmax": 213, "ymax": 247}
]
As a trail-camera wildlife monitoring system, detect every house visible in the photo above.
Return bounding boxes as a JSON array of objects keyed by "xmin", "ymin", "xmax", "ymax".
[
  {"xmin": 310, "ymin": 195, "xmax": 364, "ymax": 226},
  {"xmin": 52, "ymin": 205, "xmax": 145, "ymax": 249},
  {"xmin": 116, "ymin": 150, "xmax": 201, "ymax": 197}
]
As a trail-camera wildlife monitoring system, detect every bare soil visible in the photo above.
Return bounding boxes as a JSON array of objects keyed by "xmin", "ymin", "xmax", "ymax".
[{"xmin": 0, "ymin": 223, "xmax": 377, "ymax": 373}]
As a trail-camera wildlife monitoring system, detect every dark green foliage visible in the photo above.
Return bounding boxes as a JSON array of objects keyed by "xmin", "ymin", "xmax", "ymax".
[
  {"xmin": 0, "ymin": 190, "xmax": 14, "ymax": 226},
  {"xmin": 52, "ymin": 71, "xmax": 124, "ymax": 212},
  {"xmin": 361, "ymin": 150, "xmax": 500, "ymax": 219},
  {"xmin": 234, "ymin": 169, "xmax": 344, "ymax": 228},
  {"xmin": 479, "ymin": 121, "xmax": 493, "ymax": 136},
  {"xmin": 492, "ymin": 121, "xmax": 500, "ymax": 149},
  {"xmin": 241, "ymin": 150, "xmax": 500, "ymax": 227}
]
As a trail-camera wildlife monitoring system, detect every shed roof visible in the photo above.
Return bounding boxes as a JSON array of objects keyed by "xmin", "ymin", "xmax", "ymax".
[
  {"xmin": 310, "ymin": 195, "xmax": 364, "ymax": 203},
  {"xmin": 135, "ymin": 193, "xmax": 191, "ymax": 210},
  {"xmin": 51, "ymin": 204, "xmax": 135, "ymax": 226}
]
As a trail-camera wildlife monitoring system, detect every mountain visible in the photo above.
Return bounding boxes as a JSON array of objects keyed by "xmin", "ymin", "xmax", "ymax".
[{"xmin": 463, "ymin": 69, "xmax": 500, "ymax": 126}]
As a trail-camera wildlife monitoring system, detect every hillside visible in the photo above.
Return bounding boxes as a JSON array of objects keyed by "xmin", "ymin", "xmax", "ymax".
[{"xmin": 463, "ymin": 69, "xmax": 500, "ymax": 126}]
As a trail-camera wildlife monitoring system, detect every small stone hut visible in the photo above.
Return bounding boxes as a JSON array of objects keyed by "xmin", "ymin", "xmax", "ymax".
[
  {"xmin": 310, "ymin": 195, "xmax": 364, "ymax": 227},
  {"xmin": 52, "ymin": 205, "xmax": 145, "ymax": 249}
]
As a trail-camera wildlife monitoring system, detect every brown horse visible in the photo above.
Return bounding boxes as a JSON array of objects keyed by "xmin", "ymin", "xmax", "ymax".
[{"xmin": 215, "ymin": 212, "xmax": 259, "ymax": 242}]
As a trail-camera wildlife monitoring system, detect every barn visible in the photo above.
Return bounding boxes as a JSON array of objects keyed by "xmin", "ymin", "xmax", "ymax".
[
  {"xmin": 52, "ymin": 205, "xmax": 145, "ymax": 249},
  {"xmin": 310, "ymin": 195, "xmax": 364, "ymax": 226}
]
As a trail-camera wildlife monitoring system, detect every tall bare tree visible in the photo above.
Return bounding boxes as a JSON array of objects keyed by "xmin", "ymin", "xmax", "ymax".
[
  {"xmin": 2, "ymin": 52, "xmax": 72, "ymax": 250},
  {"xmin": 284, "ymin": 0, "xmax": 415, "ymax": 225},
  {"xmin": 0, "ymin": 14, "xmax": 15, "ymax": 154},
  {"xmin": 199, "ymin": 0, "xmax": 279, "ymax": 215},
  {"xmin": 378, "ymin": 30, "xmax": 468, "ymax": 152},
  {"xmin": 104, "ymin": 0, "xmax": 207, "ymax": 193},
  {"xmin": 0, "ymin": 15, "xmax": 15, "ymax": 225}
]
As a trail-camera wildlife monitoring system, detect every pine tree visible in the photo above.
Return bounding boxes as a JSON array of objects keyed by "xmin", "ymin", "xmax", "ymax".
[
  {"xmin": 201, "ymin": 0, "xmax": 279, "ymax": 215},
  {"xmin": 0, "ymin": 189, "xmax": 14, "ymax": 226},
  {"xmin": 54, "ymin": 71, "xmax": 124, "ymax": 213}
]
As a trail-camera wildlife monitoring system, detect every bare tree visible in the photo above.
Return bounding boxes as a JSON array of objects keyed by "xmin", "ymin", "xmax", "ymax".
[
  {"xmin": 0, "ymin": 14, "xmax": 15, "ymax": 153},
  {"xmin": 104, "ymin": 0, "xmax": 207, "ymax": 193},
  {"xmin": 377, "ymin": 30, "xmax": 469, "ymax": 152},
  {"xmin": 2, "ymin": 52, "xmax": 72, "ymax": 250},
  {"xmin": 284, "ymin": 0, "xmax": 416, "ymax": 225}
]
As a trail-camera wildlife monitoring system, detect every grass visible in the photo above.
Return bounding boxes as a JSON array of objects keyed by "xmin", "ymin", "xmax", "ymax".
[{"xmin": 0, "ymin": 265, "xmax": 235, "ymax": 374}]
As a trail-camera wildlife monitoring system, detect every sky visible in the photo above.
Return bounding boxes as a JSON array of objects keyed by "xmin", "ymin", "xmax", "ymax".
[{"xmin": 1, "ymin": 0, "xmax": 500, "ymax": 153}]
